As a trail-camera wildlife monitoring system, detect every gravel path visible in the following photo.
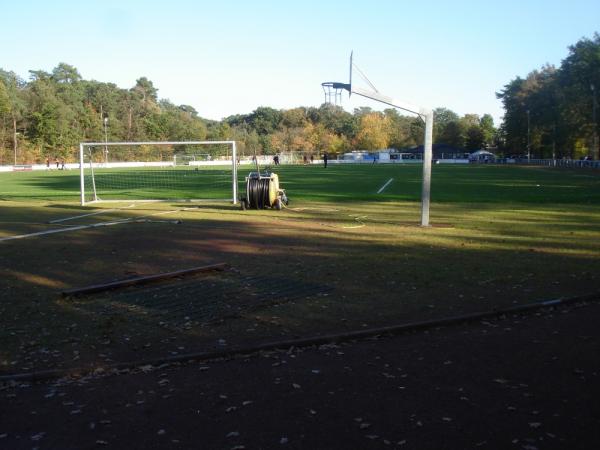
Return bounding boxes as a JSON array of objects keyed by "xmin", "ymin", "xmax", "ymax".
[{"xmin": 1, "ymin": 302, "xmax": 599, "ymax": 450}]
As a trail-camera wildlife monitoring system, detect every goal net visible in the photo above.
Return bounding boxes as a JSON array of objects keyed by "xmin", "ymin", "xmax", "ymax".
[{"xmin": 79, "ymin": 141, "xmax": 238, "ymax": 205}]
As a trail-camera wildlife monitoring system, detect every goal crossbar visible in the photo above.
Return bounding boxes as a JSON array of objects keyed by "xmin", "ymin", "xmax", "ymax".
[{"xmin": 79, "ymin": 141, "xmax": 238, "ymax": 205}]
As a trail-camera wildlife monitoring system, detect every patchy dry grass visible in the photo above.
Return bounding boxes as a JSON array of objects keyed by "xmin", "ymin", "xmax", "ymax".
[{"xmin": 1, "ymin": 165, "xmax": 599, "ymax": 375}]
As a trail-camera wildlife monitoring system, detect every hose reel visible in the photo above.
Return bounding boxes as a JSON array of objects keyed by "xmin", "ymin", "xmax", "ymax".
[{"xmin": 241, "ymin": 171, "xmax": 288, "ymax": 210}]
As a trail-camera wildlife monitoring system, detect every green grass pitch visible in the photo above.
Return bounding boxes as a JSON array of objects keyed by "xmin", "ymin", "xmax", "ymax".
[
  {"xmin": 1, "ymin": 163, "xmax": 600, "ymax": 374},
  {"xmin": 1, "ymin": 163, "xmax": 599, "ymax": 205}
]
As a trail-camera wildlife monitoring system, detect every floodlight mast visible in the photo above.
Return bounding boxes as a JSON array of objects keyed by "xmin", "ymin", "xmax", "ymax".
[{"xmin": 325, "ymin": 54, "xmax": 434, "ymax": 226}]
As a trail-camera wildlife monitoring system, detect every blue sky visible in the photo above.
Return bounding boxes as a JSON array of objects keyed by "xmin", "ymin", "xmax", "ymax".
[{"xmin": 2, "ymin": 0, "xmax": 599, "ymax": 125}]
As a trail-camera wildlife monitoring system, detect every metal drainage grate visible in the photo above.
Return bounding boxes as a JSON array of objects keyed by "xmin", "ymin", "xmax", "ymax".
[{"xmin": 74, "ymin": 273, "xmax": 333, "ymax": 329}]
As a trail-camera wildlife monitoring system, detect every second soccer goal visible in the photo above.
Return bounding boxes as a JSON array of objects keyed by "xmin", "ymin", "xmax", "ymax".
[{"xmin": 78, "ymin": 141, "xmax": 238, "ymax": 205}]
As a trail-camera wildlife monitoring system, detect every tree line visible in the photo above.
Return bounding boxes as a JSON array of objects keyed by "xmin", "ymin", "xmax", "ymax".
[
  {"xmin": 1, "ymin": 32, "xmax": 596, "ymax": 165},
  {"xmin": 0, "ymin": 65, "xmax": 207, "ymax": 165},
  {"xmin": 0, "ymin": 63, "xmax": 498, "ymax": 165},
  {"xmin": 497, "ymin": 33, "xmax": 600, "ymax": 159}
]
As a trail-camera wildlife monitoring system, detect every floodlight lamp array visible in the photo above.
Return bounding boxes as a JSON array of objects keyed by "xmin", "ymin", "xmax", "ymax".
[{"xmin": 321, "ymin": 82, "xmax": 351, "ymax": 106}]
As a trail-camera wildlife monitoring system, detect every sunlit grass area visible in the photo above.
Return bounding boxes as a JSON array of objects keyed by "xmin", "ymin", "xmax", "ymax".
[{"xmin": 2, "ymin": 163, "xmax": 600, "ymax": 204}]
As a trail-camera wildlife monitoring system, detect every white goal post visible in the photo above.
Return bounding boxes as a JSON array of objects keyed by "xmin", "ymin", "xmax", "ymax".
[{"xmin": 79, "ymin": 141, "xmax": 238, "ymax": 205}]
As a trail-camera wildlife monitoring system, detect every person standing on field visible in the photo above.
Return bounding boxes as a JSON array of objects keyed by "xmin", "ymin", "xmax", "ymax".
[{"xmin": 323, "ymin": 152, "xmax": 328, "ymax": 168}]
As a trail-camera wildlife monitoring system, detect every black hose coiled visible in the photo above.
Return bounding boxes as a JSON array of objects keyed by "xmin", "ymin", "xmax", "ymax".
[{"xmin": 247, "ymin": 177, "xmax": 271, "ymax": 209}]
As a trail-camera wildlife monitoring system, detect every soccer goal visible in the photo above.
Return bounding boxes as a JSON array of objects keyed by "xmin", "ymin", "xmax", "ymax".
[{"xmin": 79, "ymin": 141, "xmax": 238, "ymax": 205}]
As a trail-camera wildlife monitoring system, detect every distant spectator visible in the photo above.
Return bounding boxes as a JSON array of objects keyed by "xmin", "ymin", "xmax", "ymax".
[{"xmin": 323, "ymin": 152, "xmax": 328, "ymax": 168}]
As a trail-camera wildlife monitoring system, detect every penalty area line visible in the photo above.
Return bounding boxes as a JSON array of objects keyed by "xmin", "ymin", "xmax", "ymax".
[
  {"xmin": 377, "ymin": 178, "xmax": 394, "ymax": 194},
  {"xmin": 48, "ymin": 204, "xmax": 136, "ymax": 224},
  {"xmin": 0, "ymin": 210, "xmax": 181, "ymax": 242}
]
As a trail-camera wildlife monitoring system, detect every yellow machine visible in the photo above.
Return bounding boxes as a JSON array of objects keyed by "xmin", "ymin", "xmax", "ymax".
[{"xmin": 241, "ymin": 171, "xmax": 288, "ymax": 210}]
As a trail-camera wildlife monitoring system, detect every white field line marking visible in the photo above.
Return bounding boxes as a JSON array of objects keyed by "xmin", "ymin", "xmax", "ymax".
[
  {"xmin": 377, "ymin": 178, "xmax": 394, "ymax": 194},
  {"xmin": 0, "ymin": 210, "xmax": 179, "ymax": 242},
  {"xmin": 342, "ymin": 215, "xmax": 367, "ymax": 229},
  {"xmin": 287, "ymin": 207, "xmax": 340, "ymax": 212},
  {"xmin": 48, "ymin": 204, "xmax": 136, "ymax": 224},
  {"xmin": 135, "ymin": 210, "xmax": 180, "ymax": 219},
  {"xmin": 0, "ymin": 221, "xmax": 126, "ymax": 242}
]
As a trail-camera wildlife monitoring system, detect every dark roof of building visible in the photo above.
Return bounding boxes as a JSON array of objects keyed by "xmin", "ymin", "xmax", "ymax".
[{"xmin": 405, "ymin": 143, "xmax": 467, "ymax": 154}]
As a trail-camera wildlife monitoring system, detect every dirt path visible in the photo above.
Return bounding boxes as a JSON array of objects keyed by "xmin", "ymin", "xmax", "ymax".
[{"xmin": 1, "ymin": 302, "xmax": 599, "ymax": 450}]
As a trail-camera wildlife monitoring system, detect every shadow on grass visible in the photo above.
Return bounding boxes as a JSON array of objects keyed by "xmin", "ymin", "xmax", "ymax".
[{"xmin": 1, "ymin": 200, "xmax": 600, "ymax": 375}]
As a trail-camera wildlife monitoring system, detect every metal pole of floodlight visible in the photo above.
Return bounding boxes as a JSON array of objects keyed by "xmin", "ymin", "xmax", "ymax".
[
  {"xmin": 526, "ymin": 109, "xmax": 531, "ymax": 162},
  {"xmin": 322, "ymin": 52, "xmax": 434, "ymax": 226},
  {"xmin": 103, "ymin": 113, "xmax": 109, "ymax": 165},
  {"xmin": 592, "ymin": 83, "xmax": 598, "ymax": 160}
]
